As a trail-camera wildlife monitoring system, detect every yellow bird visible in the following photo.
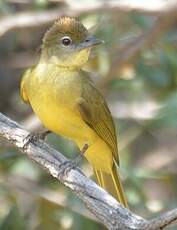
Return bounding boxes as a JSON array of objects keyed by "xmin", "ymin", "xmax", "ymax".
[{"xmin": 20, "ymin": 17, "xmax": 128, "ymax": 207}]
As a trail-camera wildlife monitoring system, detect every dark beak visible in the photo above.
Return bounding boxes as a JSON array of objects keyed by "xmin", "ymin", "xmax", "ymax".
[{"xmin": 78, "ymin": 36, "xmax": 104, "ymax": 50}]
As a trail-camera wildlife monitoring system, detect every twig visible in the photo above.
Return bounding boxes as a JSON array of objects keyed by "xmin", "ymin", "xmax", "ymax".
[
  {"xmin": 99, "ymin": 7, "xmax": 177, "ymax": 87},
  {"xmin": 0, "ymin": 112, "xmax": 177, "ymax": 229}
]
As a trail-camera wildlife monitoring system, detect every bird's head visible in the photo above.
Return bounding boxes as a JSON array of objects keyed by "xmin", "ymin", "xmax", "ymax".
[{"xmin": 41, "ymin": 17, "xmax": 103, "ymax": 68}]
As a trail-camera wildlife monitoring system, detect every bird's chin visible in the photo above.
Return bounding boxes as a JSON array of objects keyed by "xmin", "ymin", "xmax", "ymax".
[{"xmin": 70, "ymin": 48, "xmax": 90, "ymax": 67}]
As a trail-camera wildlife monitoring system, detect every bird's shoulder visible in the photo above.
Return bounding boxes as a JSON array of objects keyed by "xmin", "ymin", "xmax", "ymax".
[{"xmin": 20, "ymin": 67, "xmax": 35, "ymax": 103}]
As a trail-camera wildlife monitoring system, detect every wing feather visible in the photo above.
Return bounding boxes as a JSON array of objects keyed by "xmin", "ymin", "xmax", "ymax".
[{"xmin": 77, "ymin": 74, "xmax": 119, "ymax": 164}]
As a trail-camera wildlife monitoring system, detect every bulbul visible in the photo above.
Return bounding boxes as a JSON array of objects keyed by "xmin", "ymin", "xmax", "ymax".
[{"xmin": 20, "ymin": 17, "xmax": 127, "ymax": 207}]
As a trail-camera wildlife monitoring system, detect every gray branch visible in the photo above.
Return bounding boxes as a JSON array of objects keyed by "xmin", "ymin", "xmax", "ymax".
[{"xmin": 0, "ymin": 112, "xmax": 177, "ymax": 230}]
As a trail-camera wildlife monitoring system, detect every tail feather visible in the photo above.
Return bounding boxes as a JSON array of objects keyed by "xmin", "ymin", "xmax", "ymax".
[{"xmin": 94, "ymin": 164, "xmax": 128, "ymax": 207}]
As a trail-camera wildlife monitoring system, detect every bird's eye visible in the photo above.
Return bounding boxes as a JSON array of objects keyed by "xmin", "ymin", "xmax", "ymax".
[{"xmin": 61, "ymin": 36, "xmax": 72, "ymax": 47}]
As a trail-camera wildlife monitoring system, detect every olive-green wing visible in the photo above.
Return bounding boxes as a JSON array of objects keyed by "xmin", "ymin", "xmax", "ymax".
[
  {"xmin": 77, "ymin": 77, "xmax": 119, "ymax": 164},
  {"xmin": 20, "ymin": 67, "xmax": 33, "ymax": 103}
]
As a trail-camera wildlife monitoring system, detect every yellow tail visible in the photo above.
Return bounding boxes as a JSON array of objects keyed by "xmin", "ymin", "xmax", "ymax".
[{"xmin": 94, "ymin": 163, "xmax": 128, "ymax": 207}]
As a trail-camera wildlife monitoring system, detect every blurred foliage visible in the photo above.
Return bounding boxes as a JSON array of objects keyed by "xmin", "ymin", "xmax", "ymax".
[{"xmin": 0, "ymin": 0, "xmax": 177, "ymax": 229}]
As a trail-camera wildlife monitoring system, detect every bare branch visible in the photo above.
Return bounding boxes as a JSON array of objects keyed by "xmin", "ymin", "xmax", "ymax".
[
  {"xmin": 1, "ymin": 1, "xmax": 177, "ymax": 38},
  {"xmin": 0, "ymin": 112, "xmax": 177, "ymax": 229},
  {"xmin": 0, "ymin": 9, "xmax": 66, "ymax": 37},
  {"xmin": 68, "ymin": 0, "xmax": 177, "ymax": 14}
]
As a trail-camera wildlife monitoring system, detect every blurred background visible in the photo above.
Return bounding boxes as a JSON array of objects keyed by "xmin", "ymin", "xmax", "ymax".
[{"xmin": 0, "ymin": 0, "xmax": 177, "ymax": 229}]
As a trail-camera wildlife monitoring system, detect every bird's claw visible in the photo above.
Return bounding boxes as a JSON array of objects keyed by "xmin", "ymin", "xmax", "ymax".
[
  {"xmin": 23, "ymin": 130, "xmax": 51, "ymax": 150},
  {"xmin": 58, "ymin": 160, "xmax": 76, "ymax": 179},
  {"xmin": 58, "ymin": 143, "xmax": 89, "ymax": 179}
]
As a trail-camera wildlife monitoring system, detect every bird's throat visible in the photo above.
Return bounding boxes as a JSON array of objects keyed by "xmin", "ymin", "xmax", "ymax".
[{"xmin": 40, "ymin": 47, "xmax": 90, "ymax": 70}]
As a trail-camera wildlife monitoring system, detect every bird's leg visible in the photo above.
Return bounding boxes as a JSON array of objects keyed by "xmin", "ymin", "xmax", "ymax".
[
  {"xmin": 58, "ymin": 143, "xmax": 89, "ymax": 179},
  {"xmin": 23, "ymin": 130, "xmax": 51, "ymax": 150}
]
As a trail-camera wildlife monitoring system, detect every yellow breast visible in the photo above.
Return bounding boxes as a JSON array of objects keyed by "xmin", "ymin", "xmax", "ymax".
[{"xmin": 25, "ymin": 63, "xmax": 95, "ymax": 143}]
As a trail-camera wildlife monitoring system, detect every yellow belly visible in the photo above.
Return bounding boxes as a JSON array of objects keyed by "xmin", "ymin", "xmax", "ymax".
[
  {"xmin": 34, "ymin": 101, "xmax": 93, "ymax": 142},
  {"xmin": 30, "ymin": 95, "xmax": 113, "ymax": 172},
  {"xmin": 25, "ymin": 66, "xmax": 113, "ymax": 172}
]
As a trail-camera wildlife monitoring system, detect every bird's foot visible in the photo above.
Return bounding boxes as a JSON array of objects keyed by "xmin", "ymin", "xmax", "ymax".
[
  {"xmin": 23, "ymin": 130, "xmax": 51, "ymax": 150},
  {"xmin": 58, "ymin": 143, "xmax": 89, "ymax": 179}
]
